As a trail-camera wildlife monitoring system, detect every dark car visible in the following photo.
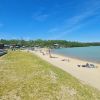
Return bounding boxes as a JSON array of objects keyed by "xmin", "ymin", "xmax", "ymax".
[{"xmin": 0, "ymin": 43, "xmax": 4, "ymax": 49}]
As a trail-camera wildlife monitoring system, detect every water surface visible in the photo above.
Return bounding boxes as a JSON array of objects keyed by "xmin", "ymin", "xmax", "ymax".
[{"xmin": 52, "ymin": 46, "xmax": 100, "ymax": 63}]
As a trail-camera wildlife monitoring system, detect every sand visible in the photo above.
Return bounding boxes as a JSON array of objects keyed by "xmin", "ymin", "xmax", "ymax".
[{"xmin": 27, "ymin": 50, "xmax": 100, "ymax": 90}]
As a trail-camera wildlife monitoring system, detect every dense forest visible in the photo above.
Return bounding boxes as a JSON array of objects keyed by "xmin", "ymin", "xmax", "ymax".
[{"xmin": 0, "ymin": 39, "xmax": 100, "ymax": 48}]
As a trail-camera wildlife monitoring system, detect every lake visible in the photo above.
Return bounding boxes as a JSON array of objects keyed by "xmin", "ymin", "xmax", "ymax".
[{"xmin": 52, "ymin": 46, "xmax": 100, "ymax": 64}]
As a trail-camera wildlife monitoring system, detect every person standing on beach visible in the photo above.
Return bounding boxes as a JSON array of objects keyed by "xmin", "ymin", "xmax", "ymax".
[{"xmin": 48, "ymin": 48, "xmax": 52, "ymax": 58}]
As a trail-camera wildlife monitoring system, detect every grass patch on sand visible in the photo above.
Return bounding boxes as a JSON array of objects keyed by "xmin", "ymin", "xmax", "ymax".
[{"xmin": 0, "ymin": 51, "xmax": 100, "ymax": 100}]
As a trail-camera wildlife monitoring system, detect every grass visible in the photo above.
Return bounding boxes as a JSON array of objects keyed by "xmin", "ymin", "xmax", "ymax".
[{"xmin": 0, "ymin": 51, "xmax": 100, "ymax": 100}]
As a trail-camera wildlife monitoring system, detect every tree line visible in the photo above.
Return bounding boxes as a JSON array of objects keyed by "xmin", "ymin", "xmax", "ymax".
[{"xmin": 0, "ymin": 39, "xmax": 100, "ymax": 48}]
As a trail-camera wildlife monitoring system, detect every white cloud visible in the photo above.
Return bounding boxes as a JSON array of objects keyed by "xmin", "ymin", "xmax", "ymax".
[
  {"xmin": 51, "ymin": 0, "xmax": 100, "ymax": 39},
  {"xmin": 48, "ymin": 28, "xmax": 58, "ymax": 33},
  {"xmin": 32, "ymin": 11, "xmax": 49, "ymax": 21}
]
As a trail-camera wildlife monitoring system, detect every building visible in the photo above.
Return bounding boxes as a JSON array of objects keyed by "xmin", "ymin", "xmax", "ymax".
[{"xmin": 0, "ymin": 43, "xmax": 4, "ymax": 49}]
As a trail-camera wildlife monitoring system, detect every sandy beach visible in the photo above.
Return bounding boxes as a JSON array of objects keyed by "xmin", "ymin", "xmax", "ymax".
[{"xmin": 28, "ymin": 50, "xmax": 100, "ymax": 91}]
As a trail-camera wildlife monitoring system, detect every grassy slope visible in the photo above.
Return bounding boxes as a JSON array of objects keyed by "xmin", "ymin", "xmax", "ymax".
[{"xmin": 0, "ymin": 51, "xmax": 100, "ymax": 100}]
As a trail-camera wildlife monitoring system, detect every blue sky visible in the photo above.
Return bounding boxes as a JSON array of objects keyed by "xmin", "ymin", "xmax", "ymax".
[{"xmin": 0, "ymin": 0, "xmax": 100, "ymax": 42}]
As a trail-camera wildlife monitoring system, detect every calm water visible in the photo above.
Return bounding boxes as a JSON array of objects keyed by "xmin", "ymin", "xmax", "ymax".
[{"xmin": 52, "ymin": 46, "xmax": 100, "ymax": 63}]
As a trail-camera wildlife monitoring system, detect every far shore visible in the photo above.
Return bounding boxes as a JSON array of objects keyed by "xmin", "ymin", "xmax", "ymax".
[{"xmin": 26, "ymin": 49, "xmax": 100, "ymax": 90}]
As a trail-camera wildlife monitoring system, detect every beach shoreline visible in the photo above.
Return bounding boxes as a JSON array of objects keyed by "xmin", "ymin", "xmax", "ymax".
[
  {"xmin": 27, "ymin": 49, "xmax": 100, "ymax": 90},
  {"xmin": 51, "ymin": 52, "xmax": 100, "ymax": 66}
]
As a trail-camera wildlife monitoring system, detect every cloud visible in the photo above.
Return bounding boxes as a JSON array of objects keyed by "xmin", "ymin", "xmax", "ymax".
[
  {"xmin": 32, "ymin": 12, "xmax": 49, "ymax": 21},
  {"xmin": 51, "ymin": 0, "xmax": 100, "ymax": 39},
  {"xmin": 64, "ymin": 0, "xmax": 100, "ymax": 29},
  {"xmin": 48, "ymin": 28, "xmax": 58, "ymax": 33}
]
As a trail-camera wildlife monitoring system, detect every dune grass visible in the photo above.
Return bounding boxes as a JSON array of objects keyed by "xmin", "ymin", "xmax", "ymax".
[{"xmin": 0, "ymin": 51, "xmax": 100, "ymax": 100}]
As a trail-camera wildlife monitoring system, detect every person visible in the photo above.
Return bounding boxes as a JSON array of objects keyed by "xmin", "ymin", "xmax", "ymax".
[
  {"xmin": 86, "ymin": 63, "xmax": 89, "ymax": 67},
  {"xmin": 67, "ymin": 59, "xmax": 70, "ymax": 62},
  {"xmin": 48, "ymin": 49, "xmax": 52, "ymax": 58}
]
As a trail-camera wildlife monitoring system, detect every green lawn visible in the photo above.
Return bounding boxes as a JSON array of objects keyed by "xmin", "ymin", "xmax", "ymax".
[{"xmin": 0, "ymin": 51, "xmax": 100, "ymax": 100}]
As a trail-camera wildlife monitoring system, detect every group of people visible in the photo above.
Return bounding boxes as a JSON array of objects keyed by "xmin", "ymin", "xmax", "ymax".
[
  {"xmin": 40, "ymin": 48, "xmax": 52, "ymax": 58},
  {"xmin": 77, "ymin": 63, "xmax": 97, "ymax": 68}
]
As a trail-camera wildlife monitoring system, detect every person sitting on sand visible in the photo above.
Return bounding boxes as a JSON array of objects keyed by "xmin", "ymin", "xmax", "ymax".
[
  {"xmin": 62, "ymin": 58, "xmax": 70, "ymax": 62},
  {"xmin": 86, "ymin": 63, "xmax": 89, "ymax": 67}
]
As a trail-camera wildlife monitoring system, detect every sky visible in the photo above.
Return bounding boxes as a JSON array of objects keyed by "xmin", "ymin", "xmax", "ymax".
[{"xmin": 0, "ymin": 0, "xmax": 100, "ymax": 42}]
